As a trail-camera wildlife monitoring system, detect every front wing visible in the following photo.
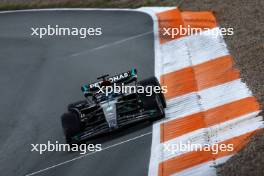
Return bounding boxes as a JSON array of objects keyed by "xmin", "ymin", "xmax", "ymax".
[{"xmin": 70, "ymin": 109, "xmax": 162, "ymax": 143}]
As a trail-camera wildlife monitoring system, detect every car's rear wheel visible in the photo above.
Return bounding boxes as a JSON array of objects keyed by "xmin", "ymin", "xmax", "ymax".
[
  {"xmin": 61, "ymin": 112, "xmax": 81, "ymax": 144},
  {"xmin": 138, "ymin": 76, "xmax": 167, "ymax": 108}
]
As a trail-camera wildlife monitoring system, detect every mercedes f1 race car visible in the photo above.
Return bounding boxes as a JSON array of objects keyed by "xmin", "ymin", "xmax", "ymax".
[{"xmin": 61, "ymin": 69, "xmax": 166, "ymax": 144}]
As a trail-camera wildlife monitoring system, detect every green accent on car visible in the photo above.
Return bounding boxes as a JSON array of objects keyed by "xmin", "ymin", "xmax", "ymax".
[
  {"xmin": 81, "ymin": 85, "xmax": 89, "ymax": 92},
  {"xmin": 149, "ymin": 110, "xmax": 157, "ymax": 116},
  {"xmin": 131, "ymin": 68, "xmax": 135, "ymax": 76}
]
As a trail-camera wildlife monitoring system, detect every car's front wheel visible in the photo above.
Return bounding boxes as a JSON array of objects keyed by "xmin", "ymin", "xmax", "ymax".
[
  {"xmin": 138, "ymin": 76, "xmax": 167, "ymax": 108},
  {"xmin": 61, "ymin": 112, "xmax": 81, "ymax": 144}
]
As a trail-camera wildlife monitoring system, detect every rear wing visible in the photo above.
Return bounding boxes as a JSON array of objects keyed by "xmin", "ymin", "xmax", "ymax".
[{"xmin": 81, "ymin": 68, "xmax": 137, "ymax": 93}]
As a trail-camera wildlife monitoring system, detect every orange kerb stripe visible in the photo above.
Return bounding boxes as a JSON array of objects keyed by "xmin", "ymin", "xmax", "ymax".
[
  {"xmin": 194, "ymin": 55, "xmax": 240, "ymax": 90},
  {"xmin": 158, "ymin": 130, "xmax": 258, "ymax": 176},
  {"xmin": 160, "ymin": 55, "xmax": 240, "ymax": 99},
  {"xmin": 160, "ymin": 97, "xmax": 260, "ymax": 142},
  {"xmin": 181, "ymin": 11, "xmax": 217, "ymax": 29},
  {"xmin": 160, "ymin": 67, "xmax": 197, "ymax": 99},
  {"xmin": 160, "ymin": 112, "xmax": 205, "ymax": 143},
  {"xmin": 157, "ymin": 8, "xmax": 184, "ymax": 44},
  {"xmin": 157, "ymin": 10, "xmax": 217, "ymax": 44},
  {"xmin": 205, "ymin": 97, "xmax": 260, "ymax": 126}
]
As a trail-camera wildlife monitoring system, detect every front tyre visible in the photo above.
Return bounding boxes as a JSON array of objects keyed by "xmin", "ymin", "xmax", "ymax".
[
  {"xmin": 61, "ymin": 112, "xmax": 81, "ymax": 144},
  {"xmin": 138, "ymin": 76, "xmax": 167, "ymax": 108},
  {"xmin": 150, "ymin": 94, "xmax": 165, "ymax": 122}
]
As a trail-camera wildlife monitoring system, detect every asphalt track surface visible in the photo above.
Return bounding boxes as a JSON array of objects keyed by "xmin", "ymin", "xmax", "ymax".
[{"xmin": 0, "ymin": 10, "xmax": 154, "ymax": 176}]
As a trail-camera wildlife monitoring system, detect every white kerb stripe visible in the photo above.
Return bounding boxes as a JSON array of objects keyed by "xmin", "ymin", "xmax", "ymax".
[{"xmin": 160, "ymin": 27, "xmax": 229, "ymax": 75}]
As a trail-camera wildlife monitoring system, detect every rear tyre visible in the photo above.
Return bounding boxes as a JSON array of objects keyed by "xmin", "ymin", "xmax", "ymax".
[
  {"xmin": 61, "ymin": 112, "xmax": 81, "ymax": 144},
  {"xmin": 138, "ymin": 76, "xmax": 166, "ymax": 108}
]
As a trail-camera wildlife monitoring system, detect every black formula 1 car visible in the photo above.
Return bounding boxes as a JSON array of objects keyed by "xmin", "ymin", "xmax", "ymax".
[{"xmin": 61, "ymin": 68, "xmax": 166, "ymax": 144}]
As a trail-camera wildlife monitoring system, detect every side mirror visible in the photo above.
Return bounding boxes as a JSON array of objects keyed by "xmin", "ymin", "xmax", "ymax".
[{"xmin": 81, "ymin": 85, "xmax": 93, "ymax": 97}]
